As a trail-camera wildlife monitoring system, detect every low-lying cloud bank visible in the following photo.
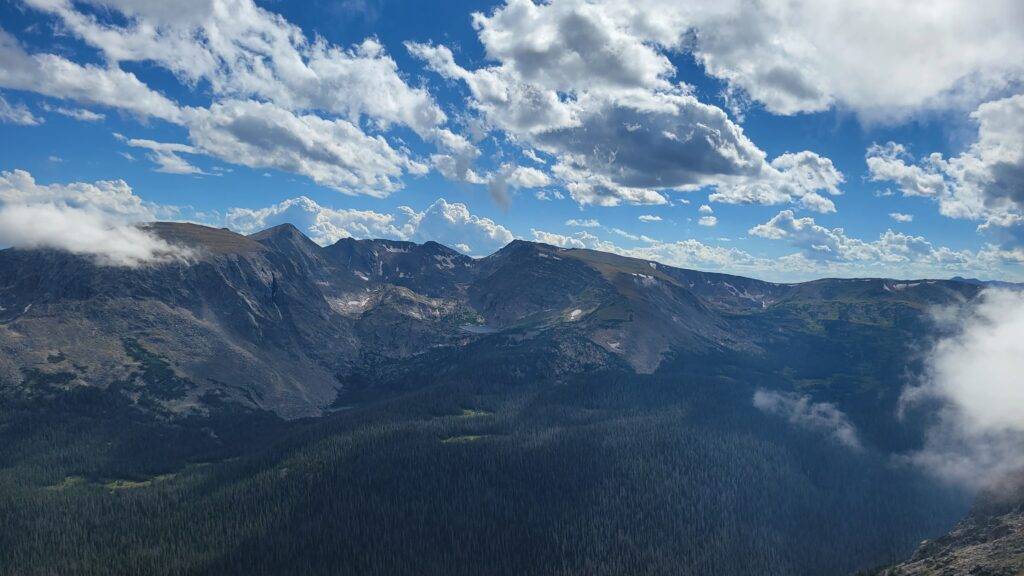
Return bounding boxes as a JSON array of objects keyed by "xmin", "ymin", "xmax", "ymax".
[
  {"xmin": 900, "ymin": 288, "xmax": 1024, "ymax": 489},
  {"xmin": 0, "ymin": 169, "xmax": 190, "ymax": 266}
]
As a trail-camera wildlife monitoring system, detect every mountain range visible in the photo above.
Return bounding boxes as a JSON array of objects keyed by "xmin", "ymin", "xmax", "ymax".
[{"xmin": 0, "ymin": 222, "xmax": 1018, "ymax": 575}]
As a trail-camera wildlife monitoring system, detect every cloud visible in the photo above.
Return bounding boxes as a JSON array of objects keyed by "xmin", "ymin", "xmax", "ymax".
[
  {"xmin": 24, "ymin": 0, "xmax": 445, "ymax": 136},
  {"xmin": 226, "ymin": 196, "xmax": 402, "ymax": 245},
  {"xmin": 754, "ymin": 389, "xmax": 862, "ymax": 451},
  {"xmin": 890, "ymin": 212, "xmax": 914, "ymax": 223},
  {"xmin": 0, "ymin": 203, "xmax": 187, "ymax": 266},
  {"xmin": 185, "ymin": 100, "xmax": 427, "ymax": 195},
  {"xmin": 867, "ymin": 94, "xmax": 1024, "ymax": 236},
  {"xmin": 566, "ymin": 218, "xmax": 600, "ymax": 228},
  {"xmin": 750, "ymin": 210, "xmax": 934, "ymax": 263},
  {"xmin": 698, "ymin": 204, "xmax": 714, "ymax": 214},
  {"xmin": 11, "ymin": 0, "xmax": 460, "ymax": 195},
  {"xmin": 408, "ymin": 4, "xmax": 841, "ymax": 209},
  {"xmin": 0, "ymin": 94, "xmax": 42, "ymax": 125},
  {"xmin": 486, "ymin": 164, "xmax": 552, "ymax": 208},
  {"xmin": 0, "ymin": 28, "xmax": 183, "ymax": 123},
  {"xmin": 115, "ymin": 134, "xmax": 208, "ymax": 175},
  {"xmin": 0, "ymin": 169, "xmax": 188, "ymax": 266},
  {"xmin": 698, "ymin": 216, "xmax": 717, "ymax": 227},
  {"xmin": 533, "ymin": 92, "xmax": 766, "ymax": 206},
  {"xmin": 749, "ymin": 209, "xmax": 1024, "ymax": 280},
  {"xmin": 709, "ymin": 151, "xmax": 844, "ymax": 213},
  {"xmin": 676, "ymin": 0, "xmax": 1024, "ymax": 121},
  {"xmin": 638, "ymin": 214, "xmax": 661, "ymax": 222},
  {"xmin": 42, "ymin": 104, "xmax": 105, "ymax": 122},
  {"xmin": 900, "ymin": 289, "xmax": 1024, "ymax": 488},
  {"xmin": 531, "ymin": 229, "xmax": 597, "ymax": 249},
  {"xmin": 401, "ymin": 199, "xmax": 514, "ymax": 254}
]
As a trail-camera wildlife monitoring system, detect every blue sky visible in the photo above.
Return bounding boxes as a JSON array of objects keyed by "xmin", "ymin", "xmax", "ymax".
[{"xmin": 1, "ymin": 0, "xmax": 1022, "ymax": 281}]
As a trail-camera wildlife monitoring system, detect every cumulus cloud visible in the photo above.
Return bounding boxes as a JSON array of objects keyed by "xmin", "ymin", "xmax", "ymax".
[
  {"xmin": 401, "ymin": 199, "xmax": 514, "ymax": 254},
  {"xmin": 751, "ymin": 210, "xmax": 934, "ymax": 263},
  {"xmin": 486, "ymin": 164, "xmax": 552, "ymax": 208},
  {"xmin": 890, "ymin": 212, "xmax": 914, "ymax": 223},
  {"xmin": 638, "ymin": 214, "xmax": 661, "ymax": 222},
  {"xmin": 185, "ymin": 100, "xmax": 427, "ymax": 195},
  {"xmin": 867, "ymin": 94, "xmax": 1024, "ymax": 236},
  {"xmin": 900, "ymin": 289, "xmax": 1024, "ymax": 488},
  {"xmin": 749, "ymin": 209, "xmax": 1024, "ymax": 279},
  {"xmin": 709, "ymin": 151, "xmax": 844, "ymax": 213},
  {"xmin": 698, "ymin": 216, "xmax": 718, "ymax": 227},
  {"xmin": 407, "ymin": 2, "xmax": 841, "ymax": 209},
  {"xmin": 0, "ymin": 28, "xmax": 183, "ymax": 123},
  {"xmin": 754, "ymin": 389, "xmax": 862, "ymax": 451},
  {"xmin": 11, "ymin": 0, "xmax": 459, "ymax": 195},
  {"xmin": 681, "ymin": 0, "xmax": 1024, "ymax": 121},
  {"xmin": 566, "ymin": 218, "xmax": 600, "ymax": 228},
  {"xmin": 0, "ymin": 94, "xmax": 42, "ymax": 125},
  {"xmin": 226, "ymin": 196, "xmax": 402, "ymax": 245},
  {"xmin": 0, "ymin": 204, "xmax": 187, "ymax": 266},
  {"xmin": 23, "ymin": 0, "xmax": 444, "ymax": 135},
  {"xmin": 0, "ymin": 169, "xmax": 188, "ymax": 266}
]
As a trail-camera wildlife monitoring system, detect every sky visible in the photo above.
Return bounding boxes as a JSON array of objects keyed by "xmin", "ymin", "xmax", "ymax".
[{"xmin": 0, "ymin": 0, "xmax": 1022, "ymax": 282}]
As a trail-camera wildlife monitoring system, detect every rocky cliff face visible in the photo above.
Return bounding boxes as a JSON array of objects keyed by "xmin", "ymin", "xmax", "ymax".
[{"xmin": 879, "ymin": 475, "xmax": 1024, "ymax": 575}]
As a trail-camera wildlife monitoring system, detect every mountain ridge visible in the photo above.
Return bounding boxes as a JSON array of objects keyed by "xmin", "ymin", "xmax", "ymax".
[
  {"xmin": 2, "ymin": 219, "xmax": 1013, "ymax": 575},
  {"xmin": 0, "ymin": 220, "xmax": 998, "ymax": 420}
]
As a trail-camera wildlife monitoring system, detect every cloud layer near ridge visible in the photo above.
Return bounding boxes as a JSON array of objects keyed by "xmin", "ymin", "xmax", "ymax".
[
  {"xmin": 900, "ymin": 289, "xmax": 1024, "ymax": 489},
  {"xmin": 0, "ymin": 169, "xmax": 189, "ymax": 266}
]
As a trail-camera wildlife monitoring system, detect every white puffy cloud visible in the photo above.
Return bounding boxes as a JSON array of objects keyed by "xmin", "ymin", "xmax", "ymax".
[
  {"xmin": 900, "ymin": 289, "xmax": 1024, "ymax": 488},
  {"xmin": 566, "ymin": 218, "xmax": 600, "ymax": 228},
  {"xmin": 184, "ymin": 100, "xmax": 427, "ymax": 196},
  {"xmin": 698, "ymin": 216, "xmax": 717, "ymax": 227},
  {"xmin": 638, "ymin": 214, "xmax": 661, "ymax": 222},
  {"xmin": 531, "ymin": 229, "xmax": 595, "ymax": 250},
  {"xmin": 227, "ymin": 196, "xmax": 402, "ymax": 245},
  {"xmin": 0, "ymin": 203, "xmax": 187, "ymax": 266},
  {"xmin": 11, "ymin": 0, "xmax": 460, "ymax": 195},
  {"xmin": 709, "ymin": 151, "xmax": 844, "ymax": 213},
  {"xmin": 890, "ymin": 212, "xmax": 914, "ymax": 223},
  {"xmin": 750, "ymin": 210, "xmax": 934, "ymax": 263},
  {"xmin": 0, "ymin": 169, "xmax": 188, "ymax": 266},
  {"xmin": 485, "ymin": 164, "xmax": 552, "ymax": 208},
  {"xmin": 867, "ymin": 94, "xmax": 1024, "ymax": 235},
  {"xmin": 750, "ymin": 209, "xmax": 1024, "ymax": 280},
  {"xmin": 401, "ymin": 199, "xmax": 514, "ymax": 254},
  {"xmin": 0, "ymin": 94, "xmax": 42, "ymax": 125},
  {"xmin": 24, "ymin": 0, "xmax": 445, "ymax": 136},
  {"xmin": 0, "ymin": 28, "xmax": 183, "ymax": 123},
  {"xmin": 670, "ymin": 0, "xmax": 1024, "ymax": 121},
  {"xmin": 407, "ymin": 3, "xmax": 844, "ymax": 209},
  {"xmin": 0, "ymin": 168, "xmax": 161, "ymax": 220},
  {"xmin": 754, "ymin": 389, "xmax": 862, "ymax": 450}
]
